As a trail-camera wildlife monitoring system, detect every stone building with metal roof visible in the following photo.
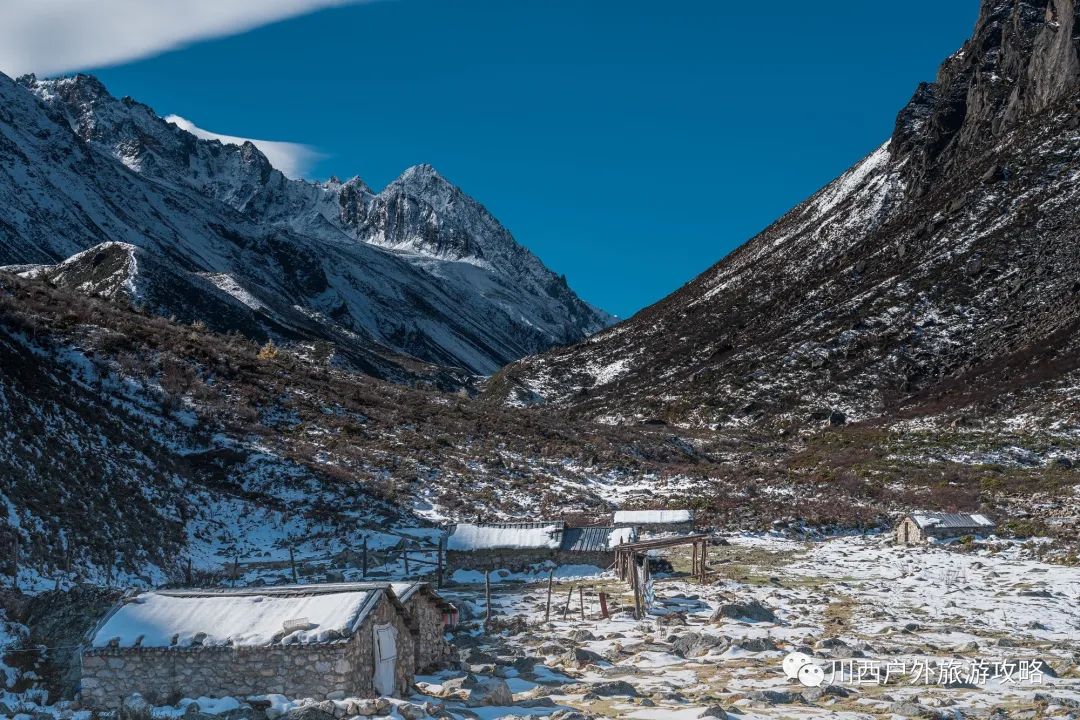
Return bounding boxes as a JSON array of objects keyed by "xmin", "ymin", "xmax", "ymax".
[
  {"xmin": 80, "ymin": 583, "xmax": 417, "ymax": 708},
  {"xmin": 894, "ymin": 512, "xmax": 996, "ymax": 544}
]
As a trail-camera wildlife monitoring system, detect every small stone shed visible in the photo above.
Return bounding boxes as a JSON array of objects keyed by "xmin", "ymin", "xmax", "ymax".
[
  {"xmin": 81, "ymin": 584, "xmax": 415, "ymax": 709},
  {"xmin": 613, "ymin": 509, "xmax": 695, "ymax": 535},
  {"xmin": 556, "ymin": 526, "xmax": 637, "ymax": 568},
  {"xmin": 445, "ymin": 521, "xmax": 564, "ymax": 573},
  {"xmin": 895, "ymin": 512, "xmax": 996, "ymax": 544},
  {"xmin": 390, "ymin": 582, "xmax": 456, "ymax": 672}
]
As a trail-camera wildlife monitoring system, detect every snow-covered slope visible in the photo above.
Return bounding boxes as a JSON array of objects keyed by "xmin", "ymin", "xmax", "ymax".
[
  {"xmin": 0, "ymin": 72, "xmax": 611, "ymax": 378},
  {"xmin": 490, "ymin": 0, "xmax": 1080, "ymax": 434}
]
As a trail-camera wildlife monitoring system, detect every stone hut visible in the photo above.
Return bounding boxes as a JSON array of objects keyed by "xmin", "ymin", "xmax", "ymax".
[
  {"xmin": 895, "ymin": 512, "xmax": 996, "ymax": 544},
  {"xmin": 390, "ymin": 582, "xmax": 456, "ymax": 672},
  {"xmin": 445, "ymin": 521, "xmax": 564, "ymax": 574},
  {"xmin": 80, "ymin": 583, "xmax": 415, "ymax": 709},
  {"xmin": 556, "ymin": 526, "xmax": 637, "ymax": 568},
  {"xmin": 613, "ymin": 509, "xmax": 695, "ymax": 535}
]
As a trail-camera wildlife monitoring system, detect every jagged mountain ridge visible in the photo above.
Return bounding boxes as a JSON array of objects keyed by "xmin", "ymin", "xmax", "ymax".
[
  {"xmin": 0, "ymin": 72, "xmax": 611, "ymax": 379},
  {"xmin": 488, "ymin": 0, "xmax": 1080, "ymax": 433}
]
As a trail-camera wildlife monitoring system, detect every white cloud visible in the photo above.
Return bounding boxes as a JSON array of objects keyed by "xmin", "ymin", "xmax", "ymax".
[
  {"xmin": 0, "ymin": 0, "xmax": 369, "ymax": 78},
  {"xmin": 166, "ymin": 115, "xmax": 323, "ymax": 179}
]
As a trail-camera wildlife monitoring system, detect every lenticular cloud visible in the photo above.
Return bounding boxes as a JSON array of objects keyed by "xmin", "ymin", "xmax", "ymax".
[
  {"xmin": 0, "ymin": 0, "xmax": 369, "ymax": 77},
  {"xmin": 165, "ymin": 115, "xmax": 322, "ymax": 180}
]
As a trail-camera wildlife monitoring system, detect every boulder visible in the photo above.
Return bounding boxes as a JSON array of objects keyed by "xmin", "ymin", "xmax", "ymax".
[
  {"xmin": 698, "ymin": 708, "xmax": 728, "ymax": 719},
  {"xmin": 889, "ymin": 701, "xmax": 941, "ymax": 718},
  {"xmin": 562, "ymin": 646, "xmax": 604, "ymax": 667},
  {"xmin": 396, "ymin": 703, "xmax": 427, "ymax": 720},
  {"xmin": 465, "ymin": 678, "xmax": 514, "ymax": 707},
  {"xmin": 281, "ymin": 706, "xmax": 335, "ymax": 720},
  {"xmin": 801, "ymin": 684, "xmax": 850, "ymax": 702},
  {"xmin": 672, "ymin": 631, "xmax": 726, "ymax": 658},
  {"xmin": 748, "ymin": 689, "xmax": 797, "ymax": 705},
  {"xmin": 736, "ymin": 637, "xmax": 778, "ymax": 652},
  {"xmin": 711, "ymin": 599, "xmax": 777, "ymax": 624},
  {"xmin": 587, "ymin": 680, "xmax": 638, "ymax": 697}
]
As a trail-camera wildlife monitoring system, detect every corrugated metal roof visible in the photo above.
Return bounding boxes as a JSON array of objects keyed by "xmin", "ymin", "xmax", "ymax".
[
  {"xmin": 560, "ymin": 526, "xmax": 636, "ymax": 552},
  {"xmin": 908, "ymin": 512, "xmax": 995, "ymax": 530},
  {"xmin": 447, "ymin": 521, "xmax": 565, "ymax": 551}
]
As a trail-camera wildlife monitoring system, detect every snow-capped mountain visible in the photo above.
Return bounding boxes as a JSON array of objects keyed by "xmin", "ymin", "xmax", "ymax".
[
  {"xmin": 0, "ymin": 72, "xmax": 611, "ymax": 379},
  {"xmin": 490, "ymin": 0, "xmax": 1080, "ymax": 433}
]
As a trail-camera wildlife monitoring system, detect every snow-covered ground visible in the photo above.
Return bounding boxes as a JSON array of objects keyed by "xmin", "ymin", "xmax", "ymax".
[{"xmin": 6, "ymin": 534, "xmax": 1078, "ymax": 720}]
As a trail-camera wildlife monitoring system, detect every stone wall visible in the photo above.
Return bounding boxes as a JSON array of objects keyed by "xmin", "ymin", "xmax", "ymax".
[
  {"xmin": 404, "ymin": 594, "xmax": 452, "ymax": 672},
  {"xmin": 552, "ymin": 551, "xmax": 615, "ymax": 569},
  {"xmin": 446, "ymin": 549, "xmax": 555, "ymax": 574},
  {"xmin": 80, "ymin": 595, "xmax": 415, "ymax": 709},
  {"xmin": 895, "ymin": 517, "xmax": 923, "ymax": 544}
]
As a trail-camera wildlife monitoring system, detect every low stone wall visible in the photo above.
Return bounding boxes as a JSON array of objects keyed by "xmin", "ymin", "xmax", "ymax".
[
  {"xmin": 553, "ymin": 551, "xmax": 615, "ymax": 569},
  {"xmin": 446, "ymin": 549, "xmax": 555, "ymax": 574},
  {"xmin": 81, "ymin": 595, "xmax": 415, "ymax": 709}
]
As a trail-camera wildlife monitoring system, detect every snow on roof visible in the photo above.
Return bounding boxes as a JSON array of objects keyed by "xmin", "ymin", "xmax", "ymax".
[
  {"xmin": 608, "ymin": 527, "xmax": 637, "ymax": 548},
  {"xmin": 91, "ymin": 586, "xmax": 384, "ymax": 649},
  {"xmin": 908, "ymin": 512, "xmax": 995, "ymax": 530},
  {"xmin": 613, "ymin": 509, "xmax": 692, "ymax": 525},
  {"xmin": 447, "ymin": 522, "xmax": 563, "ymax": 551},
  {"xmin": 390, "ymin": 582, "xmax": 420, "ymax": 603}
]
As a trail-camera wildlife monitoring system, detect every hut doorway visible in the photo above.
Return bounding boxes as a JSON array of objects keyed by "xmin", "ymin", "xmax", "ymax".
[{"xmin": 374, "ymin": 624, "xmax": 398, "ymax": 696}]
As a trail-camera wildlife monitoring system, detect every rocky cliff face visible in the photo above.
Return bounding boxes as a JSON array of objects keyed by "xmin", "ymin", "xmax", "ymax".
[
  {"xmin": 1, "ymin": 73, "xmax": 612, "ymax": 379},
  {"xmin": 488, "ymin": 0, "xmax": 1080, "ymax": 437},
  {"xmin": 896, "ymin": 0, "xmax": 1080, "ymax": 191}
]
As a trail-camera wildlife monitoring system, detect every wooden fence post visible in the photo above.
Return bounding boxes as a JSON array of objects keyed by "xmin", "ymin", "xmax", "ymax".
[
  {"xmin": 289, "ymin": 545, "xmax": 299, "ymax": 584},
  {"xmin": 599, "ymin": 591, "xmax": 609, "ymax": 619},
  {"xmin": 545, "ymin": 570, "xmax": 554, "ymax": 622},
  {"xmin": 437, "ymin": 537, "xmax": 445, "ymax": 588},
  {"xmin": 579, "ymin": 586, "xmax": 585, "ymax": 621},
  {"xmin": 631, "ymin": 555, "xmax": 642, "ymax": 620},
  {"xmin": 562, "ymin": 584, "xmax": 574, "ymax": 621}
]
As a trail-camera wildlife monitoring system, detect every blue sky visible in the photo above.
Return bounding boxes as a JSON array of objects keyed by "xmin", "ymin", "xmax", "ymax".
[{"xmin": 75, "ymin": 0, "xmax": 978, "ymax": 318}]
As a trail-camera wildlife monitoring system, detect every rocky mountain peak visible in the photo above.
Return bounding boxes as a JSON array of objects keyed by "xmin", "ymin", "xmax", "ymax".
[{"xmin": 892, "ymin": 0, "xmax": 1080, "ymax": 192}]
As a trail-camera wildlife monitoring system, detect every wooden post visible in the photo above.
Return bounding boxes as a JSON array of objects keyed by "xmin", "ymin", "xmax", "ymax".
[
  {"xmin": 599, "ymin": 591, "xmax": 609, "ymax": 619},
  {"xmin": 579, "ymin": 586, "xmax": 585, "ymax": 621},
  {"xmin": 562, "ymin": 584, "xmax": 574, "ymax": 620},
  {"xmin": 630, "ymin": 556, "xmax": 641, "ymax": 620},
  {"xmin": 700, "ymin": 541, "xmax": 707, "ymax": 583},
  {"xmin": 289, "ymin": 545, "xmax": 299, "ymax": 584},
  {"xmin": 692, "ymin": 542, "xmax": 698, "ymax": 578},
  {"xmin": 362, "ymin": 536, "xmax": 368, "ymax": 578},
  {"xmin": 545, "ymin": 570, "xmax": 554, "ymax": 622},
  {"xmin": 484, "ymin": 570, "xmax": 492, "ymax": 633},
  {"xmin": 436, "ymin": 537, "xmax": 445, "ymax": 589}
]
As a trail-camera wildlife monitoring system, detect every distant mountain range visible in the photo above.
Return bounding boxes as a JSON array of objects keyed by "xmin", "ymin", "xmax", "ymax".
[
  {"xmin": 489, "ymin": 0, "xmax": 1080, "ymax": 438},
  {"xmin": 0, "ymin": 72, "xmax": 612, "ymax": 382}
]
